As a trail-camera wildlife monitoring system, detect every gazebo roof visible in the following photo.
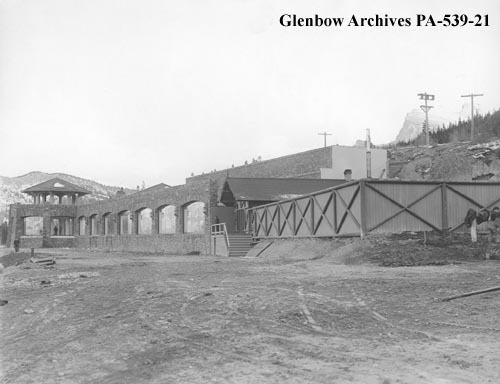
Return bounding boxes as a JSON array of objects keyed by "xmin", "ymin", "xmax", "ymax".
[{"xmin": 22, "ymin": 178, "xmax": 92, "ymax": 195}]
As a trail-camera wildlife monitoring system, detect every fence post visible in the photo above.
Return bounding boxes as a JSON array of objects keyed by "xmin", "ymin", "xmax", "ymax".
[
  {"xmin": 310, "ymin": 197, "xmax": 314, "ymax": 236},
  {"xmin": 441, "ymin": 182, "xmax": 448, "ymax": 232},
  {"xmin": 359, "ymin": 180, "xmax": 367, "ymax": 238},
  {"xmin": 333, "ymin": 191, "xmax": 337, "ymax": 235}
]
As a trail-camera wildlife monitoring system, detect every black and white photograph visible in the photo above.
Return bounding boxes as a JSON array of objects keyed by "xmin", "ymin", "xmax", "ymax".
[{"xmin": 1, "ymin": 0, "xmax": 500, "ymax": 382}]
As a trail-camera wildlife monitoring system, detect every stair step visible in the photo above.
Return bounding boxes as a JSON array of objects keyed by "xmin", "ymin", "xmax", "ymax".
[{"xmin": 229, "ymin": 252, "xmax": 249, "ymax": 257}]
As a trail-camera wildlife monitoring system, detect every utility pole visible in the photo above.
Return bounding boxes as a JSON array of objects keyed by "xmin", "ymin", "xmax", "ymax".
[
  {"xmin": 418, "ymin": 93, "xmax": 435, "ymax": 146},
  {"xmin": 461, "ymin": 93, "xmax": 484, "ymax": 141},
  {"xmin": 318, "ymin": 132, "xmax": 332, "ymax": 148},
  {"xmin": 366, "ymin": 129, "xmax": 372, "ymax": 178}
]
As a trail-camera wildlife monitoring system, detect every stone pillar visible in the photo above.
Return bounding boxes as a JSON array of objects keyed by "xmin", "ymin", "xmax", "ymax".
[
  {"xmin": 133, "ymin": 211, "xmax": 139, "ymax": 234},
  {"xmin": 176, "ymin": 206, "xmax": 183, "ymax": 234},
  {"xmin": 49, "ymin": 192, "xmax": 54, "ymax": 204},
  {"xmin": 42, "ymin": 210, "xmax": 51, "ymax": 247},
  {"xmin": 152, "ymin": 208, "xmax": 159, "ymax": 234}
]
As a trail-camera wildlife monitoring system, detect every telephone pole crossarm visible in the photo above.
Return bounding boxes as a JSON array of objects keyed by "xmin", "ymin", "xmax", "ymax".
[{"xmin": 417, "ymin": 92, "xmax": 435, "ymax": 146}]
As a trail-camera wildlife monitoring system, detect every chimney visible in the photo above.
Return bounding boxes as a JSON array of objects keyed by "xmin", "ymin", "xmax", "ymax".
[{"xmin": 344, "ymin": 169, "xmax": 352, "ymax": 182}]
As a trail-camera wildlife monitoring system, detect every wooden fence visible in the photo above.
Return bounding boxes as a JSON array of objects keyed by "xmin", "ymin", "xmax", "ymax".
[{"xmin": 247, "ymin": 180, "xmax": 500, "ymax": 239}]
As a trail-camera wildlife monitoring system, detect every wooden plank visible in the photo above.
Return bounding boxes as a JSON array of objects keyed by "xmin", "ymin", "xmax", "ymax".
[
  {"xmin": 359, "ymin": 181, "xmax": 367, "ymax": 238},
  {"xmin": 441, "ymin": 182, "xmax": 448, "ymax": 230},
  {"xmin": 442, "ymin": 286, "xmax": 500, "ymax": 302},
  {"xmin": 312, "ymin": 193, "xmax": 334, "ymax": 235},
  {"xmin": 366, "ymin": 183, "xmax": 441, "ymax": 232},
  {"xmin": 295, "ymin": 198, "xmax": 313, "ymax": 236},
  {"xmin": 447, "ymin": 185, "xmax": 500, "ymax": 232},
  {"xmin": 279, "ymin": 202, "xmax": 295, "ymax": 237},
  {"xmin": 336, "ymin": 186, "xmax": 361, "ymax": 234}
]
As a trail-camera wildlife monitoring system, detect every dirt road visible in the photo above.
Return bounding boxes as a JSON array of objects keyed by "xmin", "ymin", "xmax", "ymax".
[{"xmin": 1, "ymin": 248, "xmax": 499, "ymax": 383}]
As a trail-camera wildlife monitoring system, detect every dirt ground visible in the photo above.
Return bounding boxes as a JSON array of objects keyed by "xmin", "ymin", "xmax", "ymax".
[{"xmin": 1, "ymin": 238, "xmax": 500, "ymax": 384}]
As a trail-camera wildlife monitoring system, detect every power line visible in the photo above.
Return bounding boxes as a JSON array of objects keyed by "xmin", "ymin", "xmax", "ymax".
[
  {"xmin": 418, "ymin": 93, "xmax": 435, "ymax": 146},
  {"xmin": 318, "ymin": 132, "xmax": 332, "ymax": 148},
  {"xmin": 461, "ymin": 93, "xmax": 484, "ymax": 141}
]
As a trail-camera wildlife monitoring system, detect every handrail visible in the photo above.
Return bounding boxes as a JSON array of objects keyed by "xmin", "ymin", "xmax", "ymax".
[{"xmin": 210, "ymin": 223, "xmax": 230, "ymax": 249}]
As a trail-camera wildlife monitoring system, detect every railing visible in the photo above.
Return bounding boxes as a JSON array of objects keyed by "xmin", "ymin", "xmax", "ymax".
[
  {"xmin": 247, "ymin": 180, "xmax": 361, "ymax": 238},
  {"xmin": 211, "ymin": 223, "xmax": 230, "ymax": 254},
  {"xmin": 247, "ymin": 179, "xmax": 500, "ymax": 239}
]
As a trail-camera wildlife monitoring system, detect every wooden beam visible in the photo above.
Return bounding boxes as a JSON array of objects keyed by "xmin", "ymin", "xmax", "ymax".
[
  {"xmin": 312, "ymin": 193, "xmax": 334, "ymax": 235},
  {"xmin": 442, "ymin": 286, "xmax": 500, "ymax": 302},
  {"xmin": 366, "ymin": 183, "xmax": 441, "ymax": 232},
  {"xmin": 294, "ymin": 199, "xmax": 313, "ymax": 236},
  {"xmin": 336, "ymin": 186, "xmax": 361, "ymax": 234}
]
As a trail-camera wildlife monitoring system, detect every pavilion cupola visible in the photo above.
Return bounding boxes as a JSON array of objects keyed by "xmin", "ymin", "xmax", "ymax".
[{"xmin": 21, "ymin": 178, "xmax": 91, "ymax": 205}]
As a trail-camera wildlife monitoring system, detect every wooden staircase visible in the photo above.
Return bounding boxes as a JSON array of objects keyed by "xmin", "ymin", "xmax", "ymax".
[
  {"xmin": 227, "ymin": 233, "xmax": 254, "ymax": 257},
  {"xmin": 211, "ymin": 224, "xmax": 254, "ymax": 257}
]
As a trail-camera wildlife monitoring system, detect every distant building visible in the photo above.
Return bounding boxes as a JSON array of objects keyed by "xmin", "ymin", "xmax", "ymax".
[{"xmin": 320, "ymin": 146, "xmax": 388, "ymax": 180}]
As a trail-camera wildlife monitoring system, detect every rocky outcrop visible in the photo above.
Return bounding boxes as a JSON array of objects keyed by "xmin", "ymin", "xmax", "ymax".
[
  {"xmin": 394, "ymin": 104, "xmax": 474, "ymax": 143},
  {"xmin": 389, "ymin": 141, "xmax": 500, "ymax": 181}
]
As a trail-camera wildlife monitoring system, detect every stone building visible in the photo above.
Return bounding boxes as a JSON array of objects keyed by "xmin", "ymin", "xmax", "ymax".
[
  {"xmin": 8, "ymin": 178, "xmax": 216, "ymax": 255},
  {"xmin": 7, "ymin": 145, "xmax": 387, "ymax": 255}
]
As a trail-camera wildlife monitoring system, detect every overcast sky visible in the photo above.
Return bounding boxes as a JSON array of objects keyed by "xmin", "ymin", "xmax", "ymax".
[{"xmin": 1, "ymin": 0, "xmax": 499, "ymax": 187}]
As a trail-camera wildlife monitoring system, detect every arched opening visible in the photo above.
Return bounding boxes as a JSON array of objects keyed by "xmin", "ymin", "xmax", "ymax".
[
  {"xmin": 103, "ymin": 212, "xmax": 112, "ymax": 235},
  {"xmin": 78, "ymin": 216, "xmax": 87, "ymax": 236},
  {"xmin": 137, "ymin": 208, "xmax": 152, "ymax": 235},
  {"xmin": 51, "ymin": 217, "xmax": 73, "ymax": 236},
  {"xmin": 158, "ymin": 205, "xmax": 176, "ymax": 234},
  {"xmin": 23, "ymin": 216, "xmax": 43, "ymax": 236},
  {"xmin": 89, "ymin": 214, "xmax": 98, "ymax": 236},
  {"xmin": 118, "ymin": 210, "xmax": 132, "ymax": 235},
  {"xmin": 183, "ymin": 201, "xmax": 205, "ymax": 234}
]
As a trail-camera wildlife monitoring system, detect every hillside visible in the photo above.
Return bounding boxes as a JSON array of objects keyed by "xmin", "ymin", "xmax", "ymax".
[
  {"xmin": 389, "ymin": 108, "xmax": 500, "ymax": 181},
  {"xmin": 0, "ymin": 172, "xmax": 134, "ymax": 222},
  {"xmin": 389, "ymin": 140, "xmax": 500, "ymax": 181}
]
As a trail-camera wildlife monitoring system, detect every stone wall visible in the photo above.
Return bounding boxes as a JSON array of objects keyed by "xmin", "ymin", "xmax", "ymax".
[
  {"xmin": 74, "ymin": 234, "xmax": 208, "ymax": 254},
  {"xmin": 186, "ymin": 147, "xmax": 333, "ymax": 188},
  {"xmin": 73, "ymin": 179, "xmax": 216, "ymax": 255},
  {"xmin": 18, "ymin": 236, "xmax": 43, "ymax": 249},
  {"xmin": 8, "ymin": 204, "xmax": 77, "ymax": 248},
  {"xmin": 7, "ymin": 179, "xmax": 217, "ymax": 255},
  {"xmin": 17, "ymin": 236, "xmax": 75, "ymax": 249},
  {"xmin": 6, "ymin": 146, "xmax": 345, "ymax": 254}
]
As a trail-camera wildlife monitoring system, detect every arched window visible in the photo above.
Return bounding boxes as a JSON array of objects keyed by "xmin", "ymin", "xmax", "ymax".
[
  {"xmin": 158, "ymin": 205, "xmax": 176, "ymax": 234},
  {"xmin": 23, "ymin": 216, "xmax": 43, "ymax": 236},
  {"xmin": 50, "ymin": 217, "xmax": 73, "ymax": 236},
  {"xmin": 103, "ymin": 213, "xmax": 112, "ymax": 235},
  {"xmin": 118, "ymin": 211, "xmax": 132, "ymax": 235},
  {"xmin": 89, "ymin": 214, "xmax": 98, "ymax": 235},
  {"xmin": 78, "ymin": 216, "xmax": 87, "ymax": 236},
  {"xmin": 137, "ymin": 208, "xmax": 152, "ymax": 235},
  {"xmin": 184, "ymin": 201, "xmax": 205, "ymax": 233}
]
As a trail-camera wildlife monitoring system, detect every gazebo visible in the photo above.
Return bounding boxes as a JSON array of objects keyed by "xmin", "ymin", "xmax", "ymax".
[{"xmin": 22, "ymin": 177, "xmax": 91, "ymax": 205}]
